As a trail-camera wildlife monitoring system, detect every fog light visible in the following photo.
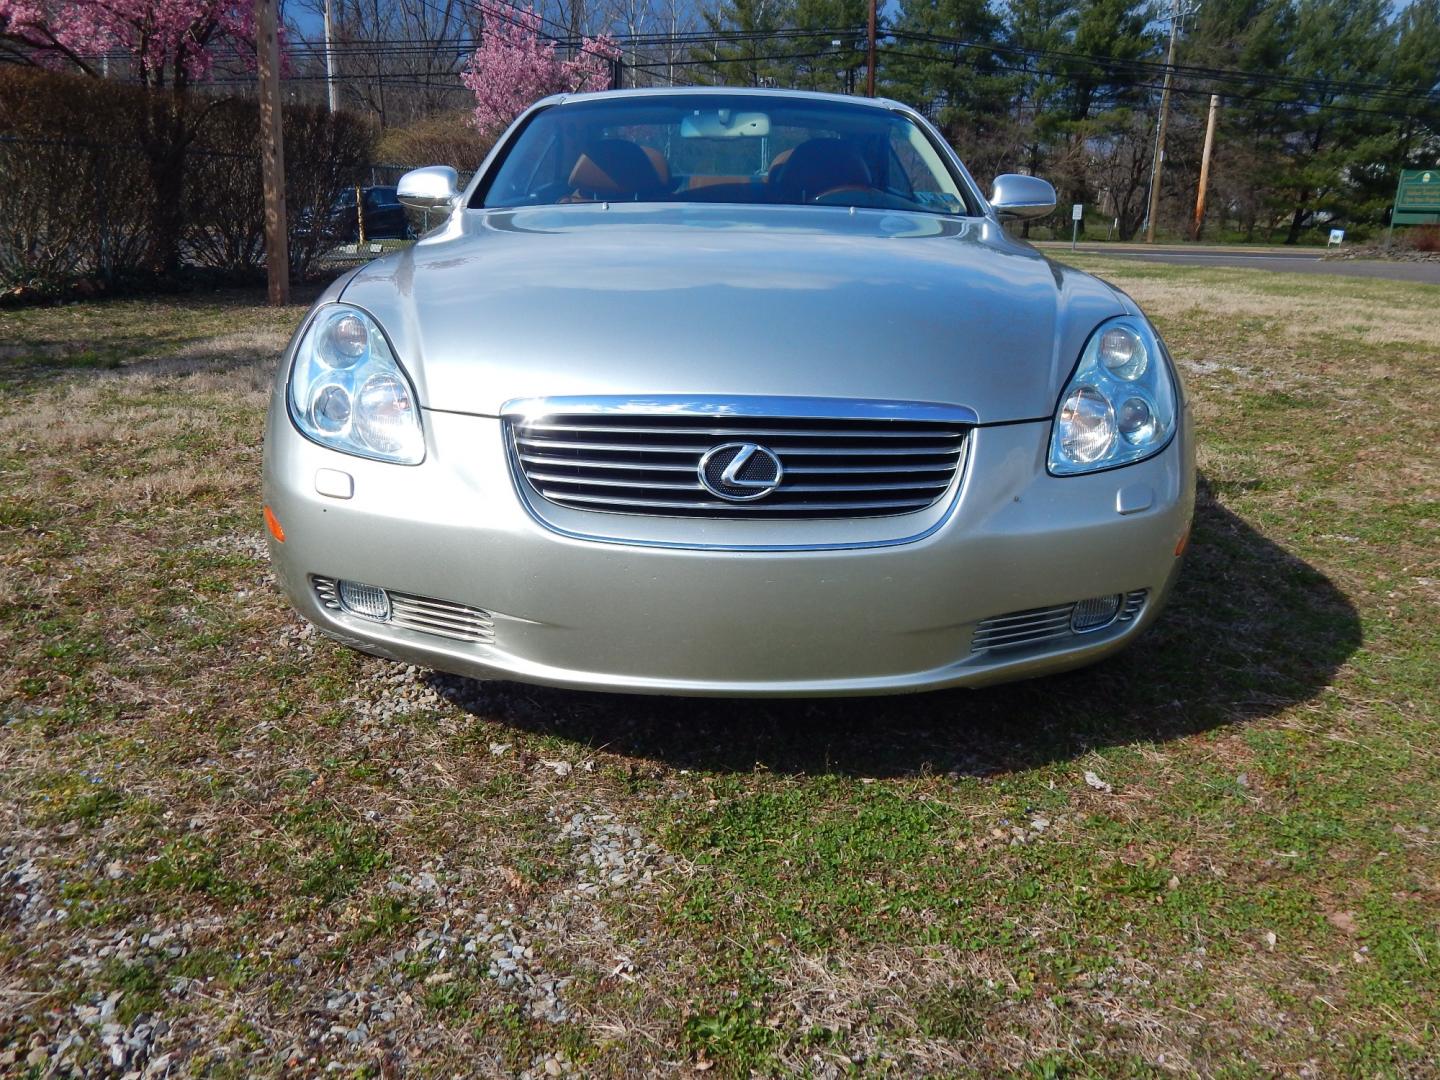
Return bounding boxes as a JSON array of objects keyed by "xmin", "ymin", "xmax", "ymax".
[
  {"xmin": 1072, "ymin": 594, "xmax": 1123, "ymax": 632},
  {"xmin": 337, "ymin": 580, "xmax": 391, "ymax": 621}
]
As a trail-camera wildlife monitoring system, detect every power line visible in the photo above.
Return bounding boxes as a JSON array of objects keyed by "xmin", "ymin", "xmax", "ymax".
[
  {"xmin": 880, "ymin": 46, "xmax": 1438, "ymax": 122},
  {"xmin": 889, "ymin": 27, "xmax": 1440, "ymax": 108},
  {"xmin": 18, "ymin": 21, "xmax": 1439, "ymax": 118}
]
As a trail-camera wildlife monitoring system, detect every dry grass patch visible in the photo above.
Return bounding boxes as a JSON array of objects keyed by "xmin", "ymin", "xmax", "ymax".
[{"xmin": 2, "ymin": 269, "xmax": 1438, "ymax": 1077}]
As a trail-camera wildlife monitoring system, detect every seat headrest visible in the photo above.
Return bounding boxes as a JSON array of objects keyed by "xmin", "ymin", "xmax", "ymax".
[
  {"xmin": 766, "ymin": 147, "xmax": 794, "ymax": 183},
  {"xmin": 639, "ymin": 145, "xmax": 671, "ymax": 187},
  {"xmin": 772, "ymin": 139, "xmax": 872, "ymax": 201},
  {"xmin": 568, "ymin": 139, "xmax": 666, "ymax": 199}
]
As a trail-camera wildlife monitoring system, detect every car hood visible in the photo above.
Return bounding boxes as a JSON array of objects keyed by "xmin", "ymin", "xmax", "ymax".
[{"xmin": 338, "ymin": 204, "xmax": 1132, "ymax": 423}]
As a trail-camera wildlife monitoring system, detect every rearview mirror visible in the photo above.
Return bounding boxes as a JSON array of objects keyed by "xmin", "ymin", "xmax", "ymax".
[
  {"xmin": 680, "ymin": 111, "xmax": 771, "ymax": 138},
  {"xmin": 989, "ymin": 174, "xmax": 1057, "ymax": 220}
]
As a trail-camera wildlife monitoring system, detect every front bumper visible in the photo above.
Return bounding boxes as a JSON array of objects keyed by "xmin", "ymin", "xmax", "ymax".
[{"xmin": 263, "ymin": 406, "xmax": 1194, "ymax": 697}]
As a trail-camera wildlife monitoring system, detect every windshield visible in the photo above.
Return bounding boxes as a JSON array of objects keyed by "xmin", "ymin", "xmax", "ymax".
[{"xmin": 476, "ymin": 94, "xmax": 973, "ymax": 216}]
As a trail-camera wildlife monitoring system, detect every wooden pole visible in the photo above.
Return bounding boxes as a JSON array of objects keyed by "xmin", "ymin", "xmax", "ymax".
[
  {"xmin": 256, "ymin": 0, "xmax": 289, "ymax": 306},
  {"xmin": 866, "ymin": 0, "xmax": 876, "ymax": 97},
  {"xmin": 1191, "ymin": 94, "xmax": 1220, "ymax": 240},
  {"xmin": 1144, "ymin": 3, "xmax": 1180, "ymax": 244}
]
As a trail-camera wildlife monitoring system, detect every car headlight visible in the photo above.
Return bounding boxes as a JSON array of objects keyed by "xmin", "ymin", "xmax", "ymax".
[
  {"xmin": 287, "ymin": 305, "xmax": 424, "ymax": 464},
  {"xmin": 1048, "ymin": 315, "xmax": 1177, "ymax": 476}
]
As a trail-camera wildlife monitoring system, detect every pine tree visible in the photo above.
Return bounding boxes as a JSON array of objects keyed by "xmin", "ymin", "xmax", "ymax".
[
  {"xmin": 890, "ymin": 0, "xmax": 1013, "ymax": 181},
  {"xmin": 696, "ymin": 0, "xmax": 799, "ymax": 86}
]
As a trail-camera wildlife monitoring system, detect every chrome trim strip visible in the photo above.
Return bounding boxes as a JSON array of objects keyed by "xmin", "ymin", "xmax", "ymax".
[
  {"xmin": 536, "ymin": 491, "xmax": 942, "ymax": 512},
  {"xmin": 971, "ymin": 590, "xmax": 1148, "ymax": 653},
  {"xmin": 502, "ymin": 395, "xmax": 980, "ymax": 426},
  {"xmin": 310, "ymin": 576, "xmax": 495, "ymax": 644},
  {"xmin": 521, "ymin": 422, "xmax": 967, "ymax": 439}
]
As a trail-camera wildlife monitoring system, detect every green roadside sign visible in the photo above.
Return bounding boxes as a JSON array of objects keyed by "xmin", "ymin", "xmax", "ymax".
[{"xmin": 1393, "ymin": 169, "xmax": 1440, "ymax": 225}]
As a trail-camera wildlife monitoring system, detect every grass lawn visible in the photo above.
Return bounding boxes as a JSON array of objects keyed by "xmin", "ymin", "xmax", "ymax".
[{"xmin": 1, "ymin": 261, "xmax": 1437, "ymax": 1077}]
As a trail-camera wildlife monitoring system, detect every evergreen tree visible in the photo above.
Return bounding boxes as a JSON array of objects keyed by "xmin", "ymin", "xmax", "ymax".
[
  {"xmin": 1053, "ymin": 0, "xmax": 1156, "ymax": 225},
  {"xmin": 696, "ymin": 0, "xmax": 798, "ymax": 86},
  {"xmin": 1272, "ymin": 0, "xmax": 1393, "ymax": 241},
  {"xmin": 889, "ymin": 0, "xmax": 1013, "ymax": 181}
]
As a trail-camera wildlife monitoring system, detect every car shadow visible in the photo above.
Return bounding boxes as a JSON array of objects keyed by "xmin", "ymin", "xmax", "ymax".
[{"xmin": 429, "ymin": 479, "xmax": 1362, "ymax": 778}]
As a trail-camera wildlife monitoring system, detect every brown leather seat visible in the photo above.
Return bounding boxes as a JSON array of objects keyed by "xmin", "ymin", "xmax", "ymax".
[
  {"xmin": 770, "ymin": 139, "xmax": 872, "ymax": 203},
  {"xmin": 765, "ymin": 147, "xmax": 794, "ymax": 184},
  {"xmin": 639, "ymin": 145, "xmax": 671, "ymax": 189},
  {"xmin": 684, "ymin": 174, "xmax": 750, "ymax": 191},
  {"xmin": 567, "ymin": 139, "xmax": 667, "ymax": 201}
]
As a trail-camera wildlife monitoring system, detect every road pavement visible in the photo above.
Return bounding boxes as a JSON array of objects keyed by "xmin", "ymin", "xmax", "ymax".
[{"xmin": 1036, "ymin": 243, "xmax": 1440, "ymax": 284}]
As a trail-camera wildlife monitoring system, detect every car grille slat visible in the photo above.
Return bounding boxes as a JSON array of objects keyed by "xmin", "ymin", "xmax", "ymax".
[
  {"xmin": 524, "ymin": 422, "xmax": 965, "ymax": 440},
  {"xmin": 507, "ymin": 402, "xmax": 971, "ymax": 520},
  {"xmin": 534, "ymin": 490, "xmax": 942, "ymax": 513},
  {"xmin": 389, "ymin": 613, "xmax": 489, "ymax": 642},
  {"xmin": 975, "ymin": 626, "xmax": 1077, "ymax": 649},
  {"xmin": 782, "ymin": 480, "xmax": 951, "ymax": 493},
  {"xmin": 786, "ymin": 462, "xmax": 958, "ymax": 475},
  {"xmin": 972, "ymin": 624, "xmax": 1073, "ymax": 648},
  {"xmin": 515, "ymin": 435, "xmax": 964, "ymax": 458},
  {"xmin": 977, "ymin": 607, "xmax": 1075, "ymax": 630},
  {"xmin": 976, "ymin": 611, "xmax": 1075, "ymax": 633},
  {"xmin": 311, "ymin": 576, "xmax": 494, "ymax": 644},
  {"xmin": 389, "ymin": 602, "xmax": 488, "ymax": 629},
  {"xmin": 971, "ymin": 591, "xmax": 1148, "ymax": 652},
  {"xmin": 524, "ymin": 471, "xmax": 706, "ymax": 491},
  {"xmin": 518, "ymin": 453, "xmax": 698, "ymax": 473}
]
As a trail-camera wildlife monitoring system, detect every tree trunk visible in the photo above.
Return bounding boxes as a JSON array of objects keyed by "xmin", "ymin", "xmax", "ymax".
[
  {"xmin": 141, "ymin": 92, "xmax": 192, "ymax": 275},
  {"xmin": 1284, "ymin": 198, "xmax": 1309, "ymax": 246}
]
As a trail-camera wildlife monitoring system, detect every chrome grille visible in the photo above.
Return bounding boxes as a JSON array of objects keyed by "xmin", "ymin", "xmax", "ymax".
[
  {"xmin": 971, "ymin": 590, "xmax": 1147, "ymax": 653},
  {"xmin": 505, "ymin": 398, "xmax": 971, "ymax": 519},
  {"xmin": 312, "ymin": 576, "xmax": 494, "ymax": 644}
]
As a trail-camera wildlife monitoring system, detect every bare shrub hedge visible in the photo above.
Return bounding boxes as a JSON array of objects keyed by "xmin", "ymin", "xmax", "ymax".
[
  {"xmin": 1410, "ymin": 224, "xmax": 1440, "ymax": 253},
  {"xmin": 374, "ymin": 110, "xmax": 494, "ymax": 174},
  {"xmin": 0, "ymin": 68, "xmax": 375, "ymax": 290}
]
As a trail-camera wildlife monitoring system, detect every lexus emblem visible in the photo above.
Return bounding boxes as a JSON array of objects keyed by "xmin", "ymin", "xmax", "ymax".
[{"xmin": 698, "ymin": 442, "xmax": 784, "ymax": 502}]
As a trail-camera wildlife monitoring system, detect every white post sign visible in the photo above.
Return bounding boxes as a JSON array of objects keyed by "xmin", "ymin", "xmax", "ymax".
[
  {"xmin": 1071, "ymin": 204, "xmax": 1083, "ymax": 250},
  {"xmin": 1328, "ymin": 228, "xmax": 1345, "ymax": 246}
]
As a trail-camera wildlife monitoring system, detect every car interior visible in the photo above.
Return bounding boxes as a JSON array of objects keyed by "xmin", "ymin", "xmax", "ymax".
[{"xmin": 476, "ymin": 97, "xmax": 972, "ymax": 216}]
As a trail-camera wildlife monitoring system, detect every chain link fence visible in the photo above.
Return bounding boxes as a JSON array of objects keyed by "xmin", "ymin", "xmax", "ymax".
[
  {"xmin": 314, "ymin": 164, "xmax": 476, "ymax": 273},
  {"xmin": 1, "ymin": 66, "xmax": 381, "ymax": 297},
  {"xmin": 0, "ymin": 140, "xmax": 380, "ymax": 295}
]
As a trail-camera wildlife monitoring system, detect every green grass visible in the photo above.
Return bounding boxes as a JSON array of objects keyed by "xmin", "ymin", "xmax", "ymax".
[{"xmin": 1, "ymin": 268, "xmax": 1437, "ymax": 1075}]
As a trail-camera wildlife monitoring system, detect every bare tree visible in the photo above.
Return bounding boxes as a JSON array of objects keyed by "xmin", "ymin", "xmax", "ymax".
[{"xmin": 295, "ymin": 0, "xmax": 474, "ymax": 128}]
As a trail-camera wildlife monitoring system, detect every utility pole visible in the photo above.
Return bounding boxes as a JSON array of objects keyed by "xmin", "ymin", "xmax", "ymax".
[
  {"xmin": 256, "ymin": 0, "xmax": 289, "ymax": 305},
  {"xmin": 323, "ymin": 0, "xmax": 339, "ymax": 114},
  {"xmin": 1143, "ymin": 0, "xmax": 1197, "ymax": 244},
  {"xmin": 1191, "ymin": 93, "xmax": 1220, "ymax": 239},
  {"xmin": 866, "ymin": 0, "xmax": 877, "ymax": 97}
]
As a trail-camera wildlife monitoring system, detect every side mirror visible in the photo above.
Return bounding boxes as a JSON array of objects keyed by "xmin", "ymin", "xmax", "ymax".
[
  {"xmin": 397, "ymin": 165, "xmax": 459, "ymax": 210},
  {"xmin": 397, "ymin": 165, "xmax": 460, "ymax": 232},
  {"xmin": 988, "ymin": 174, "xmax": 1057, "ymax": 220}
]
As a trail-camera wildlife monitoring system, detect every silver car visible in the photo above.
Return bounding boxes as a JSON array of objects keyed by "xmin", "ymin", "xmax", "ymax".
[{"xmin": 263, "ymin": 87, "xmax": 1194, "ymax": 697}]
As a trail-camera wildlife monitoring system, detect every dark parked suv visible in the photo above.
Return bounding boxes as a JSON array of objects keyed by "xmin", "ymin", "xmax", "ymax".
[{"xmin": 331, "ymin": 186, "xmax": 411, "ymax": 242}]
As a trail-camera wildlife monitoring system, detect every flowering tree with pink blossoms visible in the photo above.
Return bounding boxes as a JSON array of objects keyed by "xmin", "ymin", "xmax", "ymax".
[
  {"xmin": 0, "ymin": 0, "xmax": 255, "ymax": 90},
  {"xmin": 461, "ymin": 1, "xmax": 619, "ymax": 137},
  {"xmin": 0, "ymin": 0, "xmax": 260, "ymax": 271}
]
